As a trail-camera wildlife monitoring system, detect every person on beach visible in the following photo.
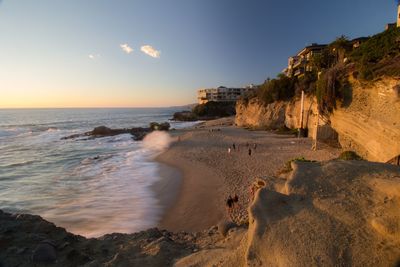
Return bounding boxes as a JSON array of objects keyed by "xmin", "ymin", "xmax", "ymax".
[
  {"xmin": 233, "ymin": 194, "xmax": 239, "ymax": 212},
  {"xmin": 253, "ymin": 143, "xmax": 257, "ymax": 150},
  {"xmin": 228, "ymin": 147, "xmax": 231, "ymax": 154},
  {"xmin": 226, "ymin": 195, "xmax": 234, "ymax": 217},
  {"xmin": 248, "ymin": 148, "xmax": 252, "ymax": 156},
  {"xmin": 233, "ymin": 143, "xmax": 236, "ymax": 150}
]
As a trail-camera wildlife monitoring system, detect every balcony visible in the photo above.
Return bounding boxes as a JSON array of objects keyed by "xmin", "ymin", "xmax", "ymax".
[
  {"xmin": 292, "ymin": 59, "xmax": 304, "ymax": 69},
  {"xmin": 294, "ymin": 68, "xmax": 305, "ymax": 77}
]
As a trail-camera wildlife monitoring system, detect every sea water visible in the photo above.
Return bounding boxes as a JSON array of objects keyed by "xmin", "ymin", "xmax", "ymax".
[{"xmin": 0, "ymin": 108, "xmax": 197, "ymax": 237}]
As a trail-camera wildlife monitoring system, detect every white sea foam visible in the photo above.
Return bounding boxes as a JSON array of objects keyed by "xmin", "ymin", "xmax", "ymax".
[
  {"xmin": 0, "ymin": 108, "xmax": 190, "ymax": 238},
  {"xmin": 142, "ymin": 131, "xmax": 172, "ymax": 152}
]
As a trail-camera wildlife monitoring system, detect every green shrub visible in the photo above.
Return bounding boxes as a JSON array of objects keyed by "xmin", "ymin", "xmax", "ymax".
[
  {"xmin": 351, "ymin": 28, "xmax": 400, "ymax": 64},
  {"xmin": 316, "ymin": 65, "xmax": 352, "ymax": 113},
  {"xmin": 338, "ymin": 151, "xmax": 363, "ymax": 160},
  {"xmin": 351, "ymin": 28, "xmax": 400, "ymax": 80},
  {"xmin": 257, "ymin": 74, "xmax": 296, "ymax": 105},
  {"xmin": 295, "ymin": 72, "xmax": 318, "ymax": 95},
  {"xmin": 279, "ymin": 157, "xmax": 316, "ymax": 174}
]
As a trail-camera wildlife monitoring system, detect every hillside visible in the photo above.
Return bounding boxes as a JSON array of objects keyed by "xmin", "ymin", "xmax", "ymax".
[{"xmin": 236, "ymin": 28, "xmax": 400, "ymax": 163}]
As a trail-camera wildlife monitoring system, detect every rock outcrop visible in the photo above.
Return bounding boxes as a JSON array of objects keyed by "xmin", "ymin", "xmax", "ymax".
[
  {"xmin": 172, "ymin": 111, "xmax": 198, "ymax": 121},
  {"xmin": 2, "ymin": 160, "xmax": 399, "ymax": 266},
  {"xmin": 61, "ymin": 122, "xmax": 170, "ymax": 141},
  {"xmin": 235, "ymin": 77, "xmax": 400, "ymax": 163},
  {"xmin": 245, "ymin": 160, "xmax": 400, "ymax": 266},
  {"xmin": 330, "ymin": 77, "xmax": 400, "ymax": 162},
  {"xmin": 235, "ymin": 95, "xmax": 326, "ymax": 139},
  {"xmin": 235, "ymin": 98, "xmax": 287, "ymax": 129}
]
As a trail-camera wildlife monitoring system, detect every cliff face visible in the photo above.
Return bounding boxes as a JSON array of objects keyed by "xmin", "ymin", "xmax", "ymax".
[
  {"xmin": 235, "ymin": 98, "xmax": 287, "ymax": 130},
  {"xmin": 235, "ymin": 95, "xmax": 323, "ymax": 139},
  {"xmin": 235, "ymin": 77, "xmax": 400, "ymax": 163},
  {"xmin": 330, "ymin": 77, "xmax": 400, "ymax": 162}
]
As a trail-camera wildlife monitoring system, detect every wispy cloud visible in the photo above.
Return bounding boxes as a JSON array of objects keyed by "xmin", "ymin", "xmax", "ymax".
[
  {"xmin": 140, "ymin": 45, "xmax": 161, "ymax": 58},
  {"xmin": 88, "ymin": 54, "xmax": 100, "ymax": 60},
  {"xmin": 120, "ymin": 43, "xmax": 133, "ymax": 54}
]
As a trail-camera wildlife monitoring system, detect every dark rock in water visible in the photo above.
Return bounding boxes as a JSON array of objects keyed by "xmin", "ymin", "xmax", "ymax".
[
  {"xmin": 149, "ymin": 122, "xmax": 170, "ymax": 131},
  {"xmin": 91, "ymin": 126, "xmax": 130, "ymax": 137},
  {"xmin": 32, "ymin": 241, "xmax": 57, "ymax": 264},
  {"xmin": 172, "ymin": 111, "xmax": 198, "ymax": 121},
  {"xmin": 61, "ymin": 123, "xmax": 171, "ymax": 141}
]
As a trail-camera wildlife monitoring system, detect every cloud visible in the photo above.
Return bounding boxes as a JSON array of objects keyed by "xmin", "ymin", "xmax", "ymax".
[
  {"xmin": 120, "ymin": 43, "xmax": 133, "ymax": 54},
  {"xmin": 88, "ymin": 54, "xmax": 100, "ymax": 60},
  {"xmin": 140, "ymin": 45, "xmax": 161, "ymax": 58}
]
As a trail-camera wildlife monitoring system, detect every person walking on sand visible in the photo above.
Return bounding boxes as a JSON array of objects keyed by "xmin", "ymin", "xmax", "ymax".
[
  {"xmin": 248, "ymin": 148, "xmax": 252, "ymax": 156},
  {"xmin": 228, "ymin": 147, "xmax": 231, "ymax": 154},
  {"xmin": 253, "ymin": 143, "xmax": 257, "ymax": 150},
  {"xmin": 233, "ymin": 143, "xmax": 236, "ymax": 151}
]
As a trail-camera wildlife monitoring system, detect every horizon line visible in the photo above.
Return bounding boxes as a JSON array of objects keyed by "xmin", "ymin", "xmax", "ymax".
[{"xmin": 0, "ymin": 105, "xmax": 192, "ymax": 110}]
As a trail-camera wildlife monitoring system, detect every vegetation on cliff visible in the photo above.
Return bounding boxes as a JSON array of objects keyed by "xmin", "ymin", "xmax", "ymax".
[
  {"xmin": 351, "ymin": 27, "xmax": 400, "ymax": 80},
  {"xmin": 244, "ymin": 28, "xmax": 400, "ymax": 114}
]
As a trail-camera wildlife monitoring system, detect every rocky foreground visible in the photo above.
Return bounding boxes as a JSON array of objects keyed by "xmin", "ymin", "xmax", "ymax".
[{"xmin": 1, "ymin": 160, "xmax": 399, "ymax": 266}]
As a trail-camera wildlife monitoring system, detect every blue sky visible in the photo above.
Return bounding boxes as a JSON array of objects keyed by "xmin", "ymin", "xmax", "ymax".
[{"xmin": 0, "ymin": 0, "xmax": 398, "ymax": 107}]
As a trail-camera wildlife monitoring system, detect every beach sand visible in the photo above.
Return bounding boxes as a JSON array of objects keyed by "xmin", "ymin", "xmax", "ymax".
[{"xmin": 156, "ymin": 117, "xmax": 341, "ymax": 232}]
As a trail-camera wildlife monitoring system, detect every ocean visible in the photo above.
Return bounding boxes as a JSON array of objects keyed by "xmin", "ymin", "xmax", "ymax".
[{"xmin": 0, "ymin": 108, "xmax": 197, "ymax": 237}]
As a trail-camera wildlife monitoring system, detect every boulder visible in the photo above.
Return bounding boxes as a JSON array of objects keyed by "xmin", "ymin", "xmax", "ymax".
[
  {"xmin": 149, "ymin": 122, "xmax": 170, "ymax": 131},
  {"xmin": 32, "ymin": 241, "xmax": 57, "ymax": 264},
  {"xmin": 172, "ymin": 111, "xmax": 198, "ymax": 121}
]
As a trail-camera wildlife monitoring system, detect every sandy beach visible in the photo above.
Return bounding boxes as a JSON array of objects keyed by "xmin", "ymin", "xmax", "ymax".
[{"xmin": 156, "ymin": 117, "xmax": 341, "ymax": 232}]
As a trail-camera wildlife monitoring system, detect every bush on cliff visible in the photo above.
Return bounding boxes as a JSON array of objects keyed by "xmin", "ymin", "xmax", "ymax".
[
  {"xmin": 257, "ymin": 74, "xmax": 296, "ymax": 105},
  {"xmin": 192, "ymin": 101, "xmax": 236, "ymax": 118},
  {"xmin": 316, "ymin": 66, "xmax": 351, "ymax": 113},
  {"xmin": 351, "ymin": 27, "xmax": 400, "ymax": 80},
  {"xmin": 338, "ymin": 151, "xmax": 363, "ymax": 161}
]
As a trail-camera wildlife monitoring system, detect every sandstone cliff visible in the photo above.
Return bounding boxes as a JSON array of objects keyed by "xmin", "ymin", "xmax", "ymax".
[
  {"xmin": 235, "ymin": 77, "xmax": 400, "ymax": 163},
  {"xmin": 235, "ymin": 98, "xmax": 287, "ymax": 130},
  {"xmin": 235, "ymin": 95, "xmax": 325, "ymax": 140},
  {"xmin": 330, "ymin": 77, "xmax": 400, "ymax": 162}
]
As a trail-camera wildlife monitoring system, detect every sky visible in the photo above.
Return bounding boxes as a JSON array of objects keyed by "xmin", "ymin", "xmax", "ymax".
[{"xmin": 0, "ymin": 0, "xmax": 398, "ymax": 108}]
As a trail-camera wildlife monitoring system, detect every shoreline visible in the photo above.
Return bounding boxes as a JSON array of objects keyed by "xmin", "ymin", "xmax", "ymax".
[
  {"xmin": 151, "ymin": 161, "xmax": 182, "ymax": 225},
  {"xmin": 155, "ymin": 125, "xmax": 223, "ymax": 232},
  {"xmin": 154, "ymin": 117, "xmax": 341, "ymax": 232}
]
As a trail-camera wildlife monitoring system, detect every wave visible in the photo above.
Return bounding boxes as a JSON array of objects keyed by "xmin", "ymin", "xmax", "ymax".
[{"xmin": 1, "ymin": 160, "xmax": 38, "ymax": 168}]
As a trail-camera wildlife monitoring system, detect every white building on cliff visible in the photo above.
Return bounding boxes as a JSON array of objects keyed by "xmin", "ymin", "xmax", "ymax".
[{"xmin": 197, "ymin": 85, "xmax": 256, "ymax": 104}]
